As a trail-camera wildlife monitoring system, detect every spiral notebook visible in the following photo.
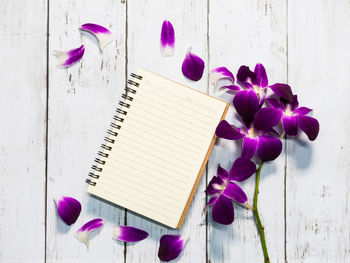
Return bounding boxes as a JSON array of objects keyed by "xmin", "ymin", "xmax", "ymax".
[{"xmin": 86, "ymin": 69, "xmax": 229, "ymax": 228}]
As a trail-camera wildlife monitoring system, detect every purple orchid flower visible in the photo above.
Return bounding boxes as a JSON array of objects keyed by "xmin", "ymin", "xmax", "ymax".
[
  {"xmin": 204, "ymin": 159, "xmax": 256, "ymax": 225},
  {"xmin": 215, "ymin": 107, "xmax": 283, "ymax": 161},
  {"xmin": 112, "ymin": 225, "xmax": 148, "ymax": 242},
  {"xmin": 158, "ymin": 234, "xmax": 188, "ymax": 262},
  {"xmin": 232, "ymin": 64, "xmax": 294, "ymax": 121},
  {"xmin": 266, "ymin": 95, "xmax": 320, "ymax": 141},
  {"xmin": 160, "ymin": 20, "xmax": 175, "ymax": 57}
]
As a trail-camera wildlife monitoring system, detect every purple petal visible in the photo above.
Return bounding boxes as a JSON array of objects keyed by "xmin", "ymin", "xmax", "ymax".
[
  {"xmin": 210, "ymin": 67, "xmax": 235, "ymax": 86},
  {"xmin": 229, "ymin": 157, "xmax": 257, "ymax": 182},
  {"xmin": 254, "ymin": 107, "xmax": 283, "ymax": 131},
  {"xmin": 54, "ymin": 45, "xmax": 85, "ymax": 68},
  {"xmin": 269, "ymin": 83, "xmax": 294, "ymax": 102},
  {"xmin": 181, "ymin": 50, "xmax": 205, "ymax": 81},
  {"xmin": 203, "ymin": 195, "xmax": 219, "ymax": 213},
  {"xmin": 205, "ymin": 175, "xmax": 224, "ymax": 195},
  {"xmin": 158, "ymin": 234, "xmax": 188, "ymax": 262},
  {"xmin": 215, "ymin": 120, "xmax": 245, "ymax": 140},
  {"xmin": 282, "ymin": 115, "xmax": 298, "ymax": 136},
  {"xmin": 233, "ymin": 89, "xmax": 260, "ymax": 121},
  {"xmin": 160, "ymin": 20, "xmax": 175, "ymax": 57},
  {"xmin": 241, "ymin": 81, "xmax": 254, "ymax": 90},
  {"xmin": 75, "ymin": 218, "xmax": 104, "ymax": 247},
  {"xmin": 80, "ymin": 23, "xmax": 113, "ymax": 51},
  {"xmin": 266, "ymin": 98, "xmax": 284, "ymax": 110},
  {"xmin": 294, "ymin": 106, "xmax": 312, "ymax": 116},
  {"xmin": 241, "ymin": 137, "xmax": 258, "ymax": 160},
  {"xmin": 54, "ymin": 196, "xmax": 81, "ymax": 225},
  {"xmin": 290, "ymin": 95, "xmax": 299, "ymax": 110},
  {"xmin": 253, "ymin": 63, "xmax": 268, "ymax": 87},
  {"xmin": 297, "ymin": 115, "xmax": 320, "ymax": 141},
  {"xmin": 217, "ymin": 164, "xmax": 229, "ymax": 180},
  {"xmin": 223, "ymin": 182, "xmax": 247, "ymax": 204},
  {"xmin": 222, "ymin": 84, "xmax": 241, "ymax": 91},
  {"xmin": 212, "ymin": 195, "xmax": 234, "ymax": 225},
  {"xmin": 257, "ymin": 135, "xmax": 282, "ymax": 161},
  {"xmin": 237, "ymin": 65, "xmax": 255, "ymax": 82},
  {"xmin": 112, "ymin": 226, "xmax": 148, "ymax": 242}
]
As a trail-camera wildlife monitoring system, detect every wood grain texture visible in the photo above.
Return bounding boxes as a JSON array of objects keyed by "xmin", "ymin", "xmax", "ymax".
[
  {"xmin": 46, "ymin": 1, "xmax": 126, "ymax": 262},
  {"xmin": 207, "ymin": 0, "xmax": 287, "ymax": 262},
  {"xmin": 0, "ymin": 0, "xmax": 47, "ymax": 262},
  {"xmin": 125, "ymin": 0, "xmax": 208, "ymax": 262},
  {"xmin": 286, "ymin": 0, "xmax": 350, "ymax": 262}
]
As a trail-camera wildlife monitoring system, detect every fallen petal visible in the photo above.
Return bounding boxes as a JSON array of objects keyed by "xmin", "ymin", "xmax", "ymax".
[
  {"xmin": 54, "ymin": 45, "xmax": 85, "ymax": 68},
  {"xmin": 223, "ymin": 182, "xmax": 247, "ymax": 204},
  {"xmin": 233, "ymin": 89, "xmax": 260, "ymax": 121},
  {"xmin": 229, "ymin": 157, "xmax": 256, "ymax": 182},
  {"xmin": 253, "ymin": 63, "xmax": 268, "ymax": 88},
  {"xmin": 210, "ymin": 67, "xmax": 235, "ymax": 86},
  {"xmin": 212, "ymin": 195, "xmax": 234, "ymax": 225},
  {"xmin": 181, "ymin": 50, "xmax": 205, "ymax": 81},
  {"xmin": 215, "ymin": 120, "xmax": 245, "ymax": 140},
  {"xmin": 254, "ymin": 107, "xmax": 283, "ymax": 131},
  {"xmin": 54, "ymin": 196, "xmax": 81, "ymax": 225},
  {"xmin": 75, "ymin": 218, "xmax": 104, "ymax": 248},
  {"xmin": 257, "ymin": 135, "xmax": 282, "ymax": 161},
  {"xmin": 80, "ymin": 23, "xmax": 113, "ymax": 51},
  {"xmin": 297, "ymin": 115, "xmax": 319, "ymax": 141},
  {"xmin": 269, "ymin": 83, "xmax": 294, "ymax": 102},
  {"xmin": 112, "ymin": 226, "xmax": 148, "ymax": 242},
  {"xmin": 160, "ymin": 20, "xmax": 175, "ymax": 57},
  {"xmin": 282, "ymin": 115, "xmax": 298, "ymax": 136},
  {"xmin": 158, "ymin": 234, "xmax": 188, "ymax": 262}
]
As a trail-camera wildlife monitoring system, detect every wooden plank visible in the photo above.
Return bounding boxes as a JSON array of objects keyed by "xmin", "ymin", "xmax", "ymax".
[
  {"xmin": 46, "ymin": 1, "xmax": 126, "ymax": 262},
  {"xmin": 286, "ymin": 0, "xmax": 350, "ymax": 262},
  {"xmin": 125, "ymin": 0, "xmax": 208, "ymax": 262},
  {"xmin": 207, "ymin": 0, "xmax": 287, "ymax": 262},
  {"xmin": 0, "ymin": 0, "xmax": 47, "ymax": 262}
]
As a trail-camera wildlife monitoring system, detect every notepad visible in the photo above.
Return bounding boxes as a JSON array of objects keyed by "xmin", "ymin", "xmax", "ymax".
[{"xmin": 86, "ymin": 69, "xmax": 229, "ymax": 228}]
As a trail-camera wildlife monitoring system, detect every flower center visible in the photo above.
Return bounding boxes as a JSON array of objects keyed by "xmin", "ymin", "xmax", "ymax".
[
  {"xmin": 284, "ymin": 104, "xmax": 294, "ymax": 117},
  {"xmin": 247, "ymin": 127, "xmax": 257, "ymax": 138}
]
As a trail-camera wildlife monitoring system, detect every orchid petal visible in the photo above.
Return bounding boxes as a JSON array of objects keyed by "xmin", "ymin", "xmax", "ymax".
[
  {"xmin": 241, "ymin": 137, "xmax": 258, "ymax": 160},
  {"xmin": 210, "ymin": 67, "xmax": 235, "ymax": 86},
  {"xmin": 203, "ymin": 195, "xmax": 219, "ymax": 213},
  {"xmin": 112, "ymin": 226, "xmax": 148, "ymax": 242},
  {"xmin": 266, "ymin": 98, "xmax": 284, "ymax": 110},
  {"xmin": 282, "ymin": 115, "xmax": 298, "ymax": 136},
  {"xmin": 221, "ymin": 84, "xmax": 241, "ymax": 91},
  {"xmin": 294, "ymin": 106, "xmax": 312, "ymax": 116},
  {"xmin": 241, "ymin": 81, "xmax": 254, "ymax": 90},
  {"xmin": 54, "ymin": 45, "xmax": 85, "ymax": 68},
  {"xmin": 158, "ymin": 234, "xmax": 188, "ymax": 262},
  {"xmin": 205, "ymin": 175, "xmax": 224, "ymax": 195},
  {"xmin": 257, "ymin": 135, "xmax": 282, "ymax": 161},
  {"xmin": 160, "ymin": 20, "xmax": 175, "ymax": 57},
  {"xmin": 212, "ymin": 195, "xmax": 234, "ymax": 225},
  {"xmin": 80, "ymin": 23, "xmax": 113, "ymax": 51},
  {"xmin": 269, "ymin": 83, "xmax": 294, "ymax": 102},
  {"xmin": 54, "ymin": 196, "xmax": 81, "ymax": 225},
  {"xmin": 254, "ymin": 107, "xmax": 283, "ymax": 131},
  {"xmin": 297, "ymin": 115, "xmax": 319, "ymax": 141},
  {"xmin": 233, "ymin": 89, "xmax": 260, "ymax": 121},
  {"xmin": 237, "ymin": 65, "xmax": 255, "ymax": 82},
  {"xmin": 215, "ymin": 120, "xmax": 245, "ymax": 140},
  {"xmin": 290, "ymin": 95, "xmax": 299, "ymax": 111},
  {"xmin": 181, "ymin": 50, "xmax": 205, "ymax": 81},
  {"xmin": 229, "ymin": 157, "xmax": 256, "ymax": 182},
  {"xmin": 253, "ymin": 63, "xmax": 268, "ymax": 87},
  {"xmin": 223, "ymin": 182, "xmax": 247, "ymax": 204},
  {"xmin": 217, "ymin": 164, "xmax": 229, "ymax": 180},
  {"xmin": 75, "ymin": 218, "xmax": 104, "ymax": 248}
]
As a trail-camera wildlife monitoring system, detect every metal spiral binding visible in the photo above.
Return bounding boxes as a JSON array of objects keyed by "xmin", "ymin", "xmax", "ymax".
[{"xmin": 86, "ymin": 72, "xmax": 142, "ymax": 187}]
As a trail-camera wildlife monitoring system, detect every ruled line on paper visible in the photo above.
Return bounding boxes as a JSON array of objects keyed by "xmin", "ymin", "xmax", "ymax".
[
  {"xmin": 102, "ymin": 166, "xmax": 185, "ymax": 196},
  {"xmin": 94, "ymin": 184, "xmax": 176, "ymax": 219},
  {"xmin": 104, "ymin": 154, "xmax": 189, "ymax": 185}
]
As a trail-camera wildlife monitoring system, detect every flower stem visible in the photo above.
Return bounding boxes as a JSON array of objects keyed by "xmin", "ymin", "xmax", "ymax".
[{"xmin": 253, "ymin": 162, "xmax": 270, "ymax": 263}]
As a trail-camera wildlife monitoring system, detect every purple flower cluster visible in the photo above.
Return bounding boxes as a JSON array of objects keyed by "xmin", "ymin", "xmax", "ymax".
[{"xmin": 206, "ymin": 63, "xmax": 320, "ymax": 224}]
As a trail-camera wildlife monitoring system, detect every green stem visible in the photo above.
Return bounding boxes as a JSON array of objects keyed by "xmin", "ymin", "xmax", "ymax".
[{"xmin": 253, "ymin": 162, "xmax": 270, "ymax": 263}]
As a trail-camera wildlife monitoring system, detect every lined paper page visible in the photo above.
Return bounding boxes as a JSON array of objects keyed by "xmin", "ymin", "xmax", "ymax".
[{"xmin": 88, "ymin": 69, "xmax": 228, "ymax": 228}]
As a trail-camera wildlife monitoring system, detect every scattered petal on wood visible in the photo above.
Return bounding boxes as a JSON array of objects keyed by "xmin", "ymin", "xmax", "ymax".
[
  {"xmin": 54, "ymin": 45, "xmax": 85, "ymax": 68},
  {"xmin": 54, "ymin": 196, "xmax": 81, "ymax": 225},
  {"xmin": 80, "ymin": 23, "xmax": 113, "ymax": 51}
]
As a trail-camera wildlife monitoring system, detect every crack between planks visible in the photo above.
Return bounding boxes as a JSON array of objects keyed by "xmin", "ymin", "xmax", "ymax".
[
  {"xmin": 124, "ymin": 1, "xmax": 129, "ymax": 263},
  {"xmin": 44, "ymin": 0, "xmax": 50, "ymax": 262},
  {"xmin": 206, "ymin": 0, "xmax": 210, "ymax": 262}
]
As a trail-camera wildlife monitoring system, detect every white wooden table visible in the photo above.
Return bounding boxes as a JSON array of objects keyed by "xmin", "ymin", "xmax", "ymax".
[{"xmin": 1, "ymin": 0, "xmax": 350, "ymax": 262}]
